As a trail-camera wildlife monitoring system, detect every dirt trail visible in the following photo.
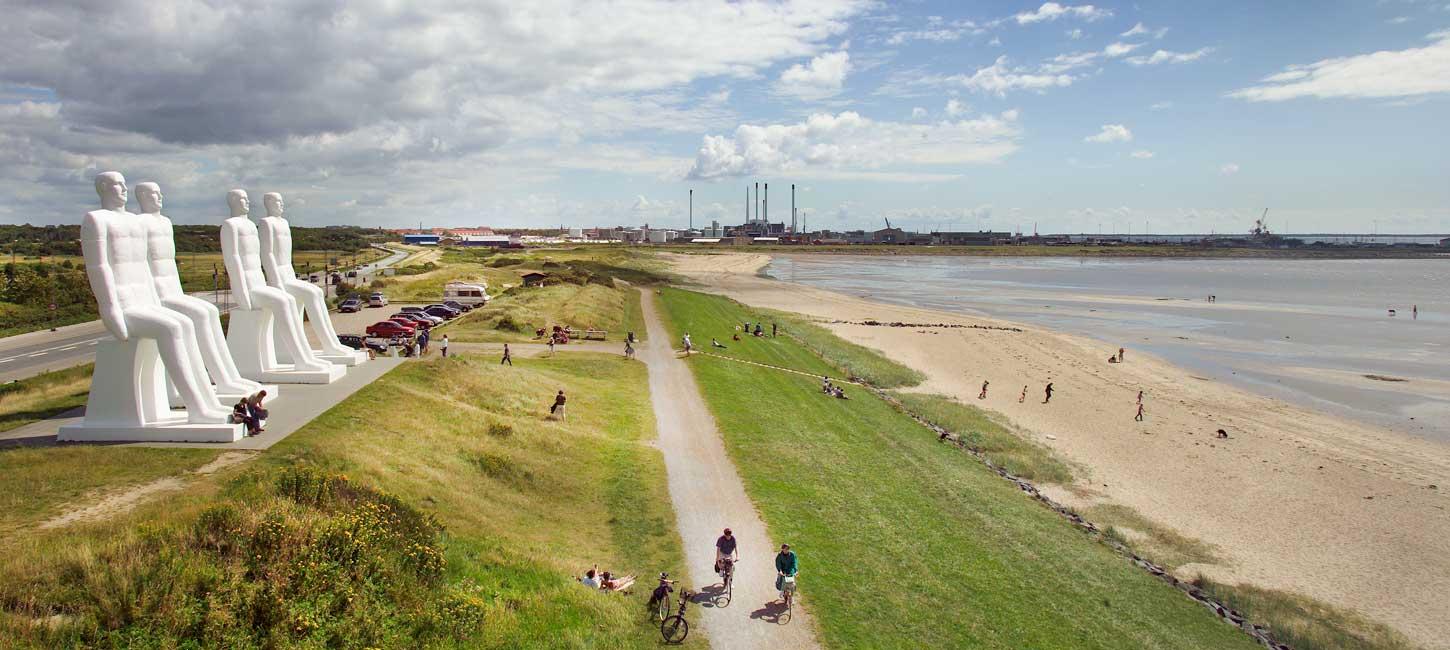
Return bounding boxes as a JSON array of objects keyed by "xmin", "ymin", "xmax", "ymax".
[
  {"xmin": 38, "ymin": 451, "xmax": 256, "ymax": 530},
  {"xmin": 637, "ymin": 289, "xmax": 822, "ymax": 650}
]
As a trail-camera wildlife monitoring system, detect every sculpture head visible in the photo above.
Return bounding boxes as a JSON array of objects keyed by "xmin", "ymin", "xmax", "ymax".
[
  {"xmin": 226, "ymin": 189, "xmax": 250, "ymax": 218},
  {"xmin": 263, "ymin": 192, "xmax": 284, "ymax": 217},
  {"xmin": 94, "ymin": 171, "xmax": 128, "ymax": 211},
  {"xmin": 135, "ymin": 182, "xmax": 163, "ymax": 214}
]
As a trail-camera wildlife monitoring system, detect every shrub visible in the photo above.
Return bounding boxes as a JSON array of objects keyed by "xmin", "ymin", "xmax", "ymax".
[
  {"xmin": 486, "ymin": 421, "xmax": 514, "ymax": 438},
  {"xmin": 494, "ymin": 316, "xmax": 524, "ymax": 332}
]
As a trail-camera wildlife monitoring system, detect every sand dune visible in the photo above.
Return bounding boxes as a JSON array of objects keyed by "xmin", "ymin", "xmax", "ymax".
[{"xmin": 666, "ymin": 251, "xmax": 1450, "ymax": 649}]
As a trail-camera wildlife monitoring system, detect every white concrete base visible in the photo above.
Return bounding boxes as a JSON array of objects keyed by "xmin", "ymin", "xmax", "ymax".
[
  {"xmin": 66, "ymin": 338, "xmax": 244, "ymax": 443},
  {"xmin": 228, "ymin": 309, "xmax": 344, "ymax": 384},
  {"xmin": 316, "ymin": 349, "xmax": 368, "ymax": 366},
  {"xmin": 60, "ymin": 418, "xmax": 244, "ymax": 443}
]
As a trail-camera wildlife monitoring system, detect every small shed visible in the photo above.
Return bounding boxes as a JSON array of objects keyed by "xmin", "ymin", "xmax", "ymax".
[{"xmin": 520, "ymin": 272, "xmax": 549, "ymax": 287}]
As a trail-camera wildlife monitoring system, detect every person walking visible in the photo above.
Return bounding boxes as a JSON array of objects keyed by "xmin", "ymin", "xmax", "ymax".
[
  {"xmin": 978, "ymin": 380, "xmax": 989, "ymax": 400},
  {"xmin": 418, "ymin": 329, "xmax": 430, "ymax": 355},
  {"xmin": 624, "ymin": 340, "xmax": 635, "ymax": 360},
  {"xmin": 1043, "ymin": 382, "xmax": 1054, "ymax": 404},
  {"xmin": 440, "ymin": 334, "xmax": 450, "ymax": 358},
  {"xmin": 682, "ymin": 332, "xmax": 693, "ymax": 355},
  {"xmin": 1019, "ymin": 385, "xmax": 1027, "ymax": 403},
  {"xmin": 1135, "ymin": 401, "xmax": 1145, "ymax": 422},
  {"xmin": 1118, "ymin": 347, "xmax": 1125, "ymax": 363},
  {"xmin": 548, "ymin": 337, "xmax": 556, "ymax": 355},
  {"xmin": 550, "ymin": 390, "xmax": 567, "ymax": 420},
  {"xmin": 1137, "ymin": 390, "xmax": 1144, "ymax": 405},
  {"xmin": 771, "ymin": 322, "xmax": 778, "ymax": 337},
  {"xmin": 500, "ymin": 343, "xmax": 513, "ymax": 366}
]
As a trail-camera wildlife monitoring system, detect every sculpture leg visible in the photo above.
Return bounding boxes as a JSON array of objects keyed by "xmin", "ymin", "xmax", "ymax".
[
  {"xmin": 166, "ymin": 296, "xmax": 263, "ymax": 394},
  {"xmin": 252, "ymin": 289, "xmax": 331, "ymax": 373},
  {"xmin": 291, "ymin": 282, "xmax": 351, "ymax": 356},
  {"xmin": 124, "ymin": 309, "xmax": 230, "ymax": 424}
]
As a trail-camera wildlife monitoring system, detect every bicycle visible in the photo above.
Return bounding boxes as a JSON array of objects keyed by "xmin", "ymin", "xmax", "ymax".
[
  {"xmin": 718, "ymin": 557, "xmax": 735, "ymax": 605},
  {"xmin": 649, "ymin": 575, "xmax": 676, "ymax": 622},
  {"xmin": 780, "ymin": 575, "xmax": 797, "ymax": 617},
  {"xmin": 661, "ymin": 589, "xmax": 694, "ymax": 643}
]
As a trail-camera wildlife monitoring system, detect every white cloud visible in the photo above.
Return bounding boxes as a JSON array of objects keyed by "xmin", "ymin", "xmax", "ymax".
[
  {"xmin": 1103, "ymin": 41, "xmax": 1142, "ymax": 58},
  {"xmin": 1220, "ymin": 163, "xmax": 1240, "ymax": 175},
  {"xmin": 1121, "ymin": 22, "xmax": 1169, "ymax": 39},
  {"xmin": 1084, "ymin": 124, "xmax": 1133, "ymax": 143},
  {"xmin": 1126, "ymin": 47, "xmax": 1214, "ymax": 65},
  {"xmin": 1387, "ymin": 16, "xmax": 1411, "ymax": 24},
  {"xmin": 1149, "ymin": 100, "xmax": 1174, "ymax": 110},
  {"xmin": 1014, "ymin": 3, "xmax": 1112, "ymax": 24},
  {"xmin": 911, "ymin": 106, "xmax": 928, "ymax": 119},
  {"xmin": 778, "ymin": 50, "xmax": 854, "ymax": 100},
  {"xmin": 958, "ymin": 56, "xmax": 1076, "ymax": 96},
  {"xmin": 686, "ymin": 110, "xmax": 1023, "ymax": 180},
  {"xmin": 1067, "ymin": 28, "xmax": 1084, "ymax": 40},
  {"xmin": 1228, "ymin": 31, "xmax": 1450, "ymax": 102},
  {"xmin": 945, "ymin": 98, "xmax": 968, "ymax": 116},
  {"xmin": 1130, "ymin": 149, "xmax": 1154, "ymax": 159}
]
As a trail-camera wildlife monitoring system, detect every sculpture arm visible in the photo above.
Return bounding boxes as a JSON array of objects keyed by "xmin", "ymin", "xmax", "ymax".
[
  {"xmin": 80, "ymin": 214, "xmax": 129, "ymax": 341},
  {"xmin": 219, "ymin": 221, "xmax": 254, "ymax": 311}
]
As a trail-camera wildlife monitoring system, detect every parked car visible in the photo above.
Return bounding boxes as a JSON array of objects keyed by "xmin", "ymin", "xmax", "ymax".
[
  {"xmin": 366, "ymin": 320, "xmax": 414, "ymax": 337},
  {"xmin": 337, "ymin": 334, "xmax": 387, "ymax": 353},
  {"xmin": 423, "ymin": 304, "xmax": 460, "ymax": 319},
  {"xmin": 346, "ymin": 270, "xmax": 359, "ymax": 278},
  {"xmin": 309, "ymin": 274, "xmax": 320, "ymax": 283},
  {"xmin": 442, "ymin": 300, "xmax": 473, "ymax": 313},
  {"xmin": 399, "ymin": 307, "xmax": 444, "ymax": 325},
  {"xmin": 368, "ymin": 292, "xmax": 389, "ymax": 307},
  {"xmin": 338, "ymin": 298, "xmax": 362, "ymax": 313},
  {"xmin": 391, "ymin": 313, "xmax": 433, "ymax": 329}
]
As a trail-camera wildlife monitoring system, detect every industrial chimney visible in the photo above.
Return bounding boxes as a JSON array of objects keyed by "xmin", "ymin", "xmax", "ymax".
[
  {"xmin": 764, "ymin": 183, "xmax": 768, "ymax": 224},
  {"xmin": 791, "ymin": 184, "xmax": 796, "ymax": 234}
]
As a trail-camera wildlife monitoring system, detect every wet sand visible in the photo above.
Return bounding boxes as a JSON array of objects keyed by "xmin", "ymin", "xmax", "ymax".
[{"xmin": 666, "ymin": 251, "xmax": 1450, "ymax": 649}]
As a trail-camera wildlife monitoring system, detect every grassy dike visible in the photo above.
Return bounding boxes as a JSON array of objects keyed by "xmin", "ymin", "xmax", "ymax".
[
  {"xmin": 0, "ymin": 354, "xmax": 694, "ymax": 648},
  {"xmin": 656, "ymin": 287, "xmax": 1257, "ymax": 649}
]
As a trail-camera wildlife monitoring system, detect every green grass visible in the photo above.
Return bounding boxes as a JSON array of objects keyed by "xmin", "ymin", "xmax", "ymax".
[
  {"xmin": 889, "ymin": 392, "xmax": 1074, "ymax": 484},
  {"xmin": 0, "ymin": 364, "xmax": 93, "ymax": 433},
  {"xmin": 759, "ymin": 308, "xmax": 924, "ymax": 388},
  {"xmin": 1191, "ymin": 577, "xmax": 1413, "ymax": 650},
  {"xmin": 1083, "ymin": 504, "xmax": 1219, "ymax": 570},
  {"xmin": 0, "ymin": 353, "xmax": 694, "ymax": 648},
  {"xmin": 656, "ymin": 287, "xmax": 1259, "ymax": 649}
]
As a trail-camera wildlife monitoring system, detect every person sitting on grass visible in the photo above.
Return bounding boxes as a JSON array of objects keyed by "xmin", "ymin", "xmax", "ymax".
[
  {"xmin": 833, "ymin": 386, "xmax": 849, "ymax": 400},
  {"xmin": 732, "ymin": 332, "xmax": 741, "ymax": 341},
  {"xmin": 712, "ymin": 338, "xmax": 726, "ymax": 349},
  {"xmin": 581, "ymin": 566, "xmax": 602, "ymax": 589}
]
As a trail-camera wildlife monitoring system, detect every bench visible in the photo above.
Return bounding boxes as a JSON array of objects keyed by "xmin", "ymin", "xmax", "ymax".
[{"xmin": 583, "ymin": 329, "xmax": 608, "ymax": 341}]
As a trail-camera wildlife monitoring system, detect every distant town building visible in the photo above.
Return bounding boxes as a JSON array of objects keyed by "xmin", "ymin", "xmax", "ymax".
[{"xmin": 403, "ymin": 233, "xmax": 441, "ymax": 246}]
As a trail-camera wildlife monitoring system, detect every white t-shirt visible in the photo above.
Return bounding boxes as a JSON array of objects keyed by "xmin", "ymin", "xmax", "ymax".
[{"xmin": 581, "ymin": 575, "xmax": 601, "ymax": 589}]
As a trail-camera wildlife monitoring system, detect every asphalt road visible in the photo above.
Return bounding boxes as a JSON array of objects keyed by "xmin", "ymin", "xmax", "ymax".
[{"xmin": 0, "ymin": 244, "xmax": 410, "ymax": 383}]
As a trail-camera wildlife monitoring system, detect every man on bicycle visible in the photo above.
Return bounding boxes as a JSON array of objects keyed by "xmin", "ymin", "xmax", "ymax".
[
  {"xmin": 774, "ymin": 543, "xmax": 798, "ymax": 602},
  {"xmin": 714, "ymin": 528, "xmax": 738, "ymax": 577}
]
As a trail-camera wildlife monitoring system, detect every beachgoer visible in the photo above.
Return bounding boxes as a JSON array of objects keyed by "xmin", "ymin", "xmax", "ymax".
[
  {"xmin": 440, "ymin": 334, "xmax": 449, "ymax": 358},
  {"xmin": 715, "ymin": 528, "xmax": 738, "ymax": 575},
  {"xmin": 1135, "ymin": 402, "xmax": 1145, "ymax": 422},
  {"xmin": 834, "ymin": 386, "xmax": 849, "ymax": 399},
  {"xmin": 602, "ymin": 571, "xmax": 635, "ymax": 592},
  {"xmin": 550, "ymin": 390, "xmax": 566, "ymax": 419},
  {"xmin": 501, "ymin": 343, "xmax": 512, "ymax": 366},
  {"xmin": 1108, "ymin": 355, "xmax": 1119, "ymax": 364},
  {"xmin": 1019, "ymin": 386, "xmax": 1027, "ymax": 403},
  {"xmin": 1413, "ymin": 305, "xmax": 1418, "ymax": 319},
  {"xmin": 1137, "ymin": 390, "xmax": 1144, "ymax": 405},
  {"xmin": 772, "ymin": 323, "xmax": 778, "ymax": 337},
  {"xmin": 774, "ymin": 544, "xmax": 798, "ymax": 603},
  {"xmin": 624, "ymin": 341, "xmax": 635, "ymax": 359},
  {"xmin": 246, "ymin": 390, "xmax": 269, "ymax": 421},
  {"xmin": 581, "ymin": 566, "xmax": 602, "ymax": 589},
  {"xmin": 232, "ymin": 399, "xmax": 260, "ymax": 436},
  {"xmin": 1043, "ymin": 382, "xmax": 1054, "ymax": 404},
  {"xmin": 978, "ymin": 380, "xmax": 989, "ymax": 400},
  {"xmin": 1216, "ymin": 428, "xmax": 1229, "ymax": 439},
  {"xmin": 712, "ymin": 338, "xmax": 726, "ymax": 349},
  {"xmin": 754, "ymin": 324, "xmax": 763, "ymax": 337},
  {"xmin": 682, "ymin": 333, "xmax": 693, "ymax": 354},
  {"xmin": 732, "ymin": 332, "xmax": 740, "ymax": 341},
  {"xmin": 1118, "ymin": 347, "xmax": 1125, "ymax": 363}
]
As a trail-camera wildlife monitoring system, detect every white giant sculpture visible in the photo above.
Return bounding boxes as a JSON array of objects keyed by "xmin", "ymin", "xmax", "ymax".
[
  {"xmin": 136, "ymin": 182, "xmax": 277, "ymax": 403},
  {"xmin": 221, "ymin": 190, "xmax": 344, "ymax": 384},
  {"xmin": 59, "ymin": 172, "xmax": 243, "ymax": 443},
  {"xmin": 258, "ymin": 192, "xmax": 366, "ymax": 366}
]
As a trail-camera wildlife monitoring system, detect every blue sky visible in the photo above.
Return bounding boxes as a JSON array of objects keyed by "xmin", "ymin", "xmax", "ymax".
[{"xmin": 2, "ymin": 1, "xmax": 1447, "ymax": 233}]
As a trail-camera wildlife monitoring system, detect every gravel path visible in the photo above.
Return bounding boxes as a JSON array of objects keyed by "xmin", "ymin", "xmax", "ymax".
[{"xmin": 637, "ymin": 289, "xmax": 822, "ymax": 650}]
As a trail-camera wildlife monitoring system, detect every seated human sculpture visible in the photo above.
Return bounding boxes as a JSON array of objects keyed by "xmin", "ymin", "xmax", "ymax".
[
  {"xmin": 220, "ymin": 189, "xmax": 335, "ymax": 376},
  {"xmin": 136, "ymin": 182, "xmax": 265, "ymax": 396},
  {"xmin": 80, "ymin": 172, "xmax": 230, "ymax": 425},
  {"xmin": 258, "ymin": 192, "xmax": 362, "ymax": 361}
]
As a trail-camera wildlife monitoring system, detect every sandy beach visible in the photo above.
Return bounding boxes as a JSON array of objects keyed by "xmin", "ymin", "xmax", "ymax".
[{"xmin": 666, "ymin": 251, "xmax": 1450, "ymax": 649}]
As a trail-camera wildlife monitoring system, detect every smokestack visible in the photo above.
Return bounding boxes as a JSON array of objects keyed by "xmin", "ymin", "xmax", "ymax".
[
  {"xmin": 754, "ymin": 182, "xmax": 759, "ymax": 222},
  {"xmin": 791, "ymin": 184, "xmax": 796, "ymax": 233},
  {"xmin": 764, "ymin": 183, "xmax": 768, "ymax": 224},
  {"xmin": 689, "ymin": 189, "xmax": 693, "ymax": 230},
  {"xmin": 745, "ymin": 187, "xmax": 749, "ymax": 222}
]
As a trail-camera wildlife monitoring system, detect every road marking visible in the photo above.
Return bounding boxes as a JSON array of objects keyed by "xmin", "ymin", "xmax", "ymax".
[{"xmin": 26, "ymin": 352, "xmax": 48, "ymax": 358}]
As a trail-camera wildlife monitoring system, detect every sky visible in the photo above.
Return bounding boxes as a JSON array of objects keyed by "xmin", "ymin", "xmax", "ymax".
[{"xmin": 1, "ymin": 0, "xmax": 1448, "ymax": 234}]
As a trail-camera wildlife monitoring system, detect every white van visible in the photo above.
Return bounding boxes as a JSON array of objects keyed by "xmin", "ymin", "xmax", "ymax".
[{"xmin": 443, "ymin": 281, "xmax": 490, "ymax": 306}]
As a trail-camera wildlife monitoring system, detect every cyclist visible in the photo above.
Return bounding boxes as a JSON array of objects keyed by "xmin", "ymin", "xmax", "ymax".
[
  {"xmin": 774, "ymin": 543, "xmax": 798, "ymax": 603},
  {"xmin": 714, "ymin": 528, "xmax": 738, "ymax": 577}
]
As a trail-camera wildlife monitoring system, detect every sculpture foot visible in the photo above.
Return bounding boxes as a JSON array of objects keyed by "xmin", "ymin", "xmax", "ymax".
[
  {"xmin": 187, "ymin": 406, "xmax": 234, "ymax": 425},
  {"xmin": 217, "ymin": 379, "xmax": 265, "ymax": 395}
]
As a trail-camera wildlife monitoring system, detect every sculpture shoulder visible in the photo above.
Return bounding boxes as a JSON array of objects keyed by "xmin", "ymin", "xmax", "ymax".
[{"xmin": 222, "ymin": 217, "xmax": 256, "ymax": 235}]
